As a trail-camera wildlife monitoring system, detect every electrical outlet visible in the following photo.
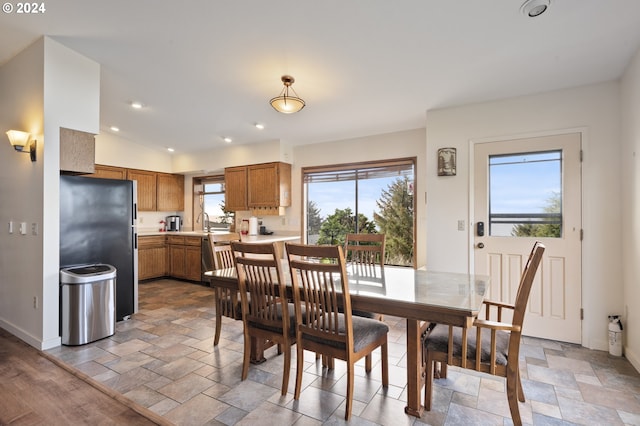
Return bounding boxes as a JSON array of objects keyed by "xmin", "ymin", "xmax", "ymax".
[
  {"xmin": 457, "ymin": 220, "xmax": 465, "ymax": 231},
  {"xmin": 31, "ymin": 222, "xmax": 38, "ymax": 235},
  {"xmin": 20, "ymin": 222, "xmax": 27, "ymax": 235}
]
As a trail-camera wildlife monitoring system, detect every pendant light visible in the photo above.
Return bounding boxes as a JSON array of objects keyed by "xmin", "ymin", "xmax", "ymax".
[{"xmin": 270, "ymin": 75, "xmax": 305, "ymax": 114}]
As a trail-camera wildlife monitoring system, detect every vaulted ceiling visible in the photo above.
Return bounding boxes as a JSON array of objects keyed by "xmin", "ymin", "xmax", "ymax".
[{"xmin": 1, "ymin": 1, "xmax": 640, "ymax": 153}]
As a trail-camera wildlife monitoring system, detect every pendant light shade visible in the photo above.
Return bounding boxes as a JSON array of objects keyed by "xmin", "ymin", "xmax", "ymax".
[{"xmin": 270, "ymin": 75, "xmax": 305, "ymax": 114}]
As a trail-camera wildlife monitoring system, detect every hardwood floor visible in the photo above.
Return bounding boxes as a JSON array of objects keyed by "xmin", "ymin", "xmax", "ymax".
[{"xmin": 0, "ymin": 327, "xmax": 166, "ymax": 425}]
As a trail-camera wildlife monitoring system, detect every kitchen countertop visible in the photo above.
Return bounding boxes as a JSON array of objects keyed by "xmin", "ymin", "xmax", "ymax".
[{"xmin": 138, "ymin": 230, "xmax": 301, "ymax": 244}]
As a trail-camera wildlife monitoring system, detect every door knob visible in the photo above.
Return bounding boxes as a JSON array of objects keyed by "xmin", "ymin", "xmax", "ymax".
[{"xmin": 477, "ymin": 242, "xmax": 485, "ymax": 249}]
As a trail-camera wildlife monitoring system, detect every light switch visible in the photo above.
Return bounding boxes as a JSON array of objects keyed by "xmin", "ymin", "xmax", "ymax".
[
  {"xmin": 8, "ymin": 221, "xmax": 13, "ymax": 234},
  {"xmin": 20, "ymin": 222, "xmax": 27, "ymax": 235},
  {"xmin": 457, "ymin": 220, "xmax": 465, "ymax": 231}
]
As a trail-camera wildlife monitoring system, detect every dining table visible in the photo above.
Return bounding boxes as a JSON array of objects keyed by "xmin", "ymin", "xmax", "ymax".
[{"xmin": 205, "ymin": 262, "xmax": 488, "ymax": 417}]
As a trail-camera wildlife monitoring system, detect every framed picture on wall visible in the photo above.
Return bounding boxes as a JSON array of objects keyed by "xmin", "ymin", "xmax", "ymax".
[{"xmin": 437, "ymin": 148, "xmax": 457, "ymax": 176}]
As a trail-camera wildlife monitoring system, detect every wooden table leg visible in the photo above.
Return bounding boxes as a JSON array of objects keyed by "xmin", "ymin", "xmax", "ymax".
[{"xmin": 404, "ymin": 319, "xmax": 424, "ymax": 417}]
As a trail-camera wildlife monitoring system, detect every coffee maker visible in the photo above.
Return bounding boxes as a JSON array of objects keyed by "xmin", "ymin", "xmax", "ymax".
[{"xmin": 165, "ymin": 215, "xmax": 182, "ymax": 231}]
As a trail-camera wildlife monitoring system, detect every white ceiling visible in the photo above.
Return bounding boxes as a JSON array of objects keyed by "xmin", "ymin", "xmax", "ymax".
[{"xmin": 1, "ymin": 1, "xmax": 640, "ymax": 153}]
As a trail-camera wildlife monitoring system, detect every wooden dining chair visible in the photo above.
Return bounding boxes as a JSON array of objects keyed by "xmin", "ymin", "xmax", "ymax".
[
  {"xmin": 210, "ymin": 232, "xmax": 242, "ymax": 346},
  {"xmin": 423, "ymin": 241, "xmax": 545, "ymax": 426},
  {"xmin": 344, "ymin": 233, "xmax": 385, "ymax": 268},
  {"xmin": 344, "ymin": 233, "xmax": 385, "ymax": 344},
  {"xmin": 231, "ymin": 241, "xmax": 295, "ymax": 396},
  {"xmin": 286, "ymin": 242, "xmax": 389, "ymax": 420}
]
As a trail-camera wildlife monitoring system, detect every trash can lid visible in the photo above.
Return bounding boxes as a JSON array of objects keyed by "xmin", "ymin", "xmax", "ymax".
[{"xmin": 60, "ymin": 263, "xmax": 117, "ymax": 283}]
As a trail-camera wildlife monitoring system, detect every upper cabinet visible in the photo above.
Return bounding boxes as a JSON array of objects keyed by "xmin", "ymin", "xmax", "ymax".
[
  {"xmin": 224, "ymin": 166, "xmax": 249, "ymax": 211},
  {"xmin": 225, "ymin": 162, "xmax": 291, "ymax": 214},
  {"xmin": 87, "ymin": 164, "xmax": 128, "ymax": 180},
  {"xmin": 157, "ymin": 173, "xmax": 185, "ymax": 211},
  {"xmin": 248, "ymin": 162, "xmax": 291, "ymax": 207},
  {"xmin": 127, "ymin": 169, "xmax": 158, "ymax": 211},
  {"xmin": 87, "ymin": 165, "xmax": 184, "ymax": 212}
]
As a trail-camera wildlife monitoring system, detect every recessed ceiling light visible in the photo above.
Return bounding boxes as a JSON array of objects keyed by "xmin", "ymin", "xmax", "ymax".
[
  {"xmin": 520, "ymin": 0, "xmax": 550, "ymax": 17},
  {"xmin": 167, "ymin": 148, "xmax": 175, "ymax": 152},
  {"xmin": 130, "ymin": 101, "xmax": 143, "ymax": 109},
  {"xmin": 110, "ymin": 126, "xmax": 120, "ymax": 132},
  {"xmin": 255, "ymin": 123, "xmax": 265, "ymax": 130},
  {"xmin": 223, "ymin": 137, "xmax": 232, "ymax": 143}
]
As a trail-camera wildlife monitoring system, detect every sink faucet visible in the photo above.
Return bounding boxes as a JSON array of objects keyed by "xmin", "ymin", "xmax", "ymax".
[
  {"xmin": 203, "ymin": 212, "xmax": 210, "ymax": 232},
  {"xmin": 196, "ymin": 211, "xmax": 210, "ymax": 232}
]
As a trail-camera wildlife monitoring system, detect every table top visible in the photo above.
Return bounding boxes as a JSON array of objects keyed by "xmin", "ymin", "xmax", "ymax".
[{"xmin": 205, "ymin": 263, "xmax": 489, "ymax": 324}]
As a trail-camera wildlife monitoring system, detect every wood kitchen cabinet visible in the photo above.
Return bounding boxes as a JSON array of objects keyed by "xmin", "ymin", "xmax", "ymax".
[
  {"xmin": 167, "ymin": 235, "xmax": 201, "ymax": 281},
  {"xmin": 88, "ymin": 165, "xmax": 184, "ymax": 212},
  {"xmin": 157, "ymin": 173, "xmax": 184, "ymax": 211},
  {"xmin": 86, "ymin": 165, "xmax": 127, "ymax": 180},
  {"xmin": 224, "ymin": 162, "xmax": 291, "ymax": 213},
  {"xmin": 127, "ymin": 169, "xmax": 157, "ymax": 211},
  {"xmin": 248, "ymin": 162, "xmax": 291, "ymax": 208},
  {"xmin": 138, "ymin": 235, "xmax": 167, "ymax": 280},
  {"xmin": 224, "ymin": 166, "xmax": 248, "ymax": 211}
]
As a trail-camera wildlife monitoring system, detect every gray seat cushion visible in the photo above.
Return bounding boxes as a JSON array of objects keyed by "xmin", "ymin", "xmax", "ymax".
[
  {"xmin": 248, "ymin": 302, "xmax": 298, "ymax": 337},
  {"xmin": 304, "ymin": 314, "xmax": 389, "ymax": 353},
  {"xmin": 424, "ymin": 324, "xmax": 510, "ymax": 366},
  {"xmin": 220, "ymin": 294, "xmax": 243, "ymax": 319}
]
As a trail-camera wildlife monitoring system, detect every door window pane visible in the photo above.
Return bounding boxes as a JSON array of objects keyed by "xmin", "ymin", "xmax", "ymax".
[{"xmin": 489, "ymin": 150, "xmax": 562, "ymax": 237}]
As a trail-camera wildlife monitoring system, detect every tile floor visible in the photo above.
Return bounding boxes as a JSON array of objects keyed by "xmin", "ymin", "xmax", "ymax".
[{"xmin": 46, "ymin": 279, "xmax": 640, "ymax": 425}]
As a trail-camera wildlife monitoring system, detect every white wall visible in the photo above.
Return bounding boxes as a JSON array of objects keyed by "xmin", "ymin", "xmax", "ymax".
[
  {"xmin": 42, "ymin": 38, "xmax": 100, "ymax": 349},
  {"xmin": 173, "ymin": 140, "xmax": 288, "ymax": 174},
  {"xmin": 0, "ymin": 37, "xmax": 100, "ymax": 349},
  {"xmin": 291, "ymin": 128, "xmax": 427, "ymax": 268},
  {"xmin": 95, "ymin": 132, "xmax": 173, "ymax": 172},
  {"xmin": 620, "ymin": 47, "xmax": 640, "ymax": 370},
  {"xmin": 426, "ymin": 82, "xmax": 622, "ymax": 351},
  {"xmin": 0, "ymin": 38, "xmax": 45, "ymax": 347}
]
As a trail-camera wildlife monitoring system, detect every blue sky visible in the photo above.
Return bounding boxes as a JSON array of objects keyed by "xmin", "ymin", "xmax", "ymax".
[
  {"xmin": 490, "ymin": 151, "xmax": 561, "ymax": 213},
  {"xmin": 308, "ymin": 176, "xmax": 401, "ymax": 222}
]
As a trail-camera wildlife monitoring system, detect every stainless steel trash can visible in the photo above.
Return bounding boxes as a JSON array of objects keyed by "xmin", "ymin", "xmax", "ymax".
[{"xmin": 60, "ymin": 264, "xmax": 116, "ymax": 345}]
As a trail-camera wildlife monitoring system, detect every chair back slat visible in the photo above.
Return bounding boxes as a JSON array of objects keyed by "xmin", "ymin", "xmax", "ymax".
[
  {"xmin": 210, "ymin": 233, "xmax": 242, "ymax": 322},
  {"xmin": 286, "ymin": 243, "xmax": 351, "ymax": 348},
  {"xmin": 344, "ymin": 233, "xmax": 385, "ymax": 266},
  {"xmin": 231, "ymin": 242, "xmax": 287, "ymax": 330},
  {"xmin": 511, "ymin": 241, "xmax": 545, "ymax": 328},
  {"xmin": 210, "ymin": 232, "xmax": 241, "ymax": 270}
]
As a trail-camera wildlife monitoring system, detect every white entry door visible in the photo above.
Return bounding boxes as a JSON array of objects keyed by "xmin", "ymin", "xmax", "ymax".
[{"xmin": 473, "ymin": 133, "xmax": 582, "ymax": 344}]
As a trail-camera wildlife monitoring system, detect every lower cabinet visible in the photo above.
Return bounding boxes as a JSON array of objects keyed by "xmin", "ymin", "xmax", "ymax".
[
  {"xmin": 138, "ymin": 236, "xmax": 167, "ymax": 280},
  {"xmin": 167, "ymin": 235, "xmax": 202, "ymax": 281},
  {"xmin": 139, "ymin": 235, "xmax": 202, "ymax": 282}
]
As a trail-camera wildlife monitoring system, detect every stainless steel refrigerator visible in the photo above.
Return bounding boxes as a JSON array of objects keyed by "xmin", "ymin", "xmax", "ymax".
[{"xmin": 60, "ymin": 175, "xmax": 138, "ymax": 321}]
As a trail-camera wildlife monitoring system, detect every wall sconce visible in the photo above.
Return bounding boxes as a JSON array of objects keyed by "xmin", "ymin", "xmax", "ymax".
[{"xmin": 6, "ymin": 130, "xmax": 36, "ymax": 161}]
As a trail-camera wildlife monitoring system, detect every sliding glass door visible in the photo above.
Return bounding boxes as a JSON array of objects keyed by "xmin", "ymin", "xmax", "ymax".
[{"xmin": 303, "ymin": 158, "xmax": 415, "ymax": 266}]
